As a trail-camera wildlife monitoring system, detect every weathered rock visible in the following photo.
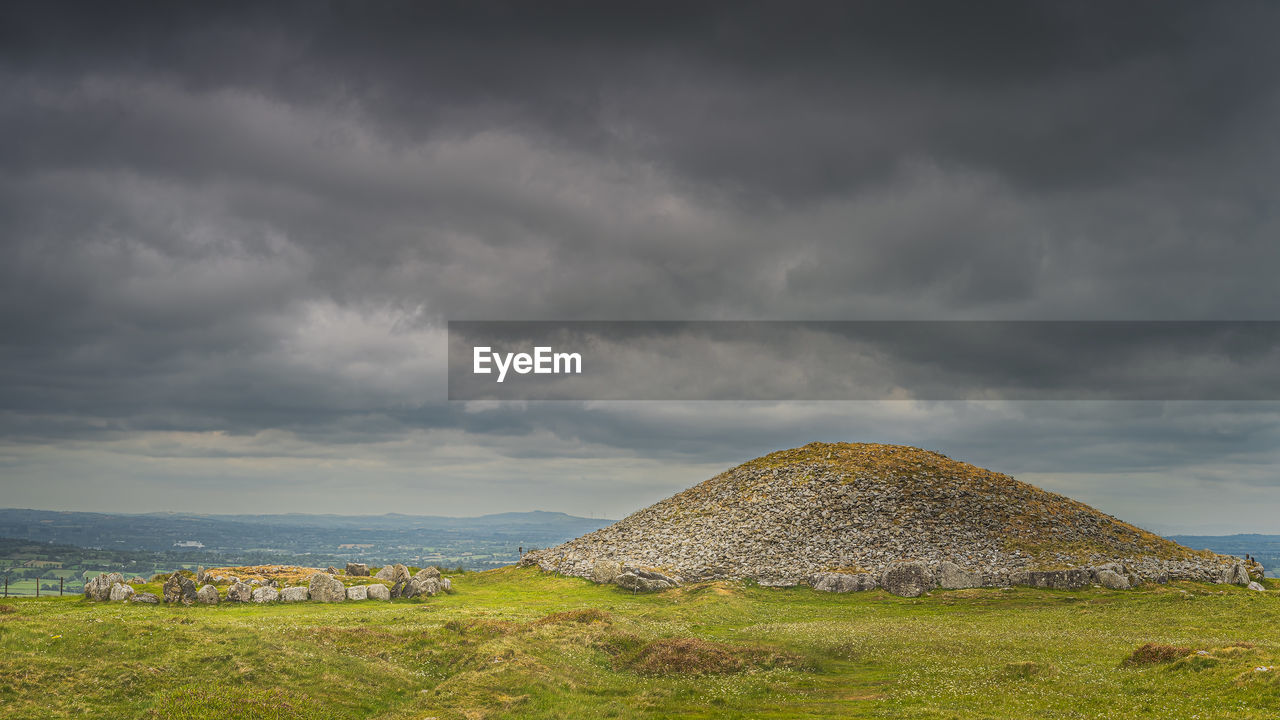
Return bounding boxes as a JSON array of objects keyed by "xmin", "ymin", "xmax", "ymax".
[
  {"xmin": 414, "ymin": 566, "xmax": 441, "ymax": 581},
  {"xmin": 374, "ymin": 565, "xmax": 394, "ymax": 580},
  {"xmin": 366, "ymin": 583, "xmax": 391, "ymax": 601},
  {"xmin": 346, "ymin": 562, "xmax": 369, "ymax": 577},
  {"xmin": 196, "ymin": 567, "xmax": 207, "ymax": 584},
  {"xmin": 195, "ymin": 584, "xmax": 219, "ymax": 604},
  {"xmin": 163, "ymin": 572, "xmax": 197, "ymax": 604},
  {"xmin": 252, "ymin": 587, "xmax": 280, "ymax": 603},
  {"xmin": 308, "ymin": 573, "xmax": 346, "ymax": 602},
  {"xmin": 1013, "ymin": 568, "xmax": 1091, "ymax": 590},
  {"xmin": 249, "ymin": 579, "xmax": 261, "ymax": 586},
  {"xmin": 84, "ymin": 572, "xmax": 124, "ymax": 601},
  {"xmin": 1230, "ymin": 563, "xmax": 1251, "ymax": 586},
  {"xmin": 326, "ymin": 566, "xmax": 341, "ymax": 575},
  {"xmin": 109, "ymin": 582, "xmax": 135, "ymax": 602},
  {"xmin": 345, "ymin": 585, "xmax": 368, "ymax": 601},
  {"xmin": 280, "ymin": 586, "xmax": 309, "ymax": 603},
  {"xmin": 1096, "ymin": 570, "xmax": 1130, "ymax": 590},
  {"xmin": 1247, "ymin": 581, "xmax": 1266, "ymax": 592},
  {"xmin": 937, "ymin": 562, "xmax": 982, "ymax": 589},
  {"xmin": 439, "ymin": 577, "xmax": 453, "ymax": 593},
  {"xmin": 614, "ymin": 568, "xmax": 679, "ymax": 592},
  {"xmin": 226, "ymin": 581, "xmax": 254, "ymax": 602},
  {"xmin": 590, "ymin": 560, "xmax": 622, "ymax": 584},
  {"xmin": 881, "ymin": 561, "xmax": 933, "ymax": 598},
  {"xmin": 132, "ymin": 592, "xmax": 159, "ymax": 604},
  {"xmin": 128, "ymin": 577, "xmax": 147, "ymax": 584},
  {"xmin": 812, "ymin": 572, "xmax": 878, "ymax": 593},
  {"xmin": 399, "ymin": 577, "xmax": 440, "ymax": 598}
]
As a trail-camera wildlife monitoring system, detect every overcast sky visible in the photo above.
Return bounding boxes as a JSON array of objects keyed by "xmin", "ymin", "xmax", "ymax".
[{"xmin": 2, "ymin": 2, "xmax": 1278, "ymax": 533}]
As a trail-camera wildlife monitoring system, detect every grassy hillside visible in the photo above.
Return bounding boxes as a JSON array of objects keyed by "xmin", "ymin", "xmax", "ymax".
[{"xmin": 1, "ymin": 567, "xmax": 1278, "ymax": 719}]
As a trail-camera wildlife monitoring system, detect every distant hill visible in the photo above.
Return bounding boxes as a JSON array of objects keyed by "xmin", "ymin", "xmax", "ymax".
[{"xmin": 0, "ymin": 508, "xmax": 611, "ymax": 569}]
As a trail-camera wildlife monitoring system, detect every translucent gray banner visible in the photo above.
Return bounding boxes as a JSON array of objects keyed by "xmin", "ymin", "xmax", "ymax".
[{"xmin": 447, "ymin": 321, "xmax": 1280, "ymax": 401}]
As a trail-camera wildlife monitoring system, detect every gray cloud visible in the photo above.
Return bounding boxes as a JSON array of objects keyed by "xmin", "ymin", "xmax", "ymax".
[{"xmin": 1, "ymin": 2, "xmax": 1278, "ymax": 529}]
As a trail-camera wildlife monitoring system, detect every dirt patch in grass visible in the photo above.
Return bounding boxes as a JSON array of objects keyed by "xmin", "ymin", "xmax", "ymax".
[
  {"xmin": 533, "ymin": 608, "xmax": 612, "ymax": 625},
  {"xmin": 1124, "ymin": 643, "xmax": 1192, "ymax": 666},
  {"xmin": 617, "ymin": 637, "xmax": 801, "ymax": 676},
  {"xmin": 0, "ymin": 604, "xmax": 15, "ymax": 613}
]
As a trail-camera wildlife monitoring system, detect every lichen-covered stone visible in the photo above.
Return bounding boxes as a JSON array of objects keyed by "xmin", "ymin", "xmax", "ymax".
[{"xmin": 308, "ymin": 573, "xmax": 346, "ymax": 602}]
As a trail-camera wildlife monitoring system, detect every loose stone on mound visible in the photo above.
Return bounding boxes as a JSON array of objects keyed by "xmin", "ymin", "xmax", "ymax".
[
  {"xmin": 309, "ymin": 572, "xmax": 346, "ymax": 602},
  {"xmin": 196, "ymin": 585, "xmax": 219, "ymax": 604},
  {"xmin": 280, "ymin": 586, "xmax": 309, "ymax": 602}
]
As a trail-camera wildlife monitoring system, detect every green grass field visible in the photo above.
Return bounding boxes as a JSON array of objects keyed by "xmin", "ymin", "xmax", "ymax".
[{"xmin": 1, "ymin": 567, "xmax": 1277, "ymax": 719}]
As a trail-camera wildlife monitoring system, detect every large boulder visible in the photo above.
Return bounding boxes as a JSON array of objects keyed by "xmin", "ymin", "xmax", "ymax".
[
  {"xmin": 405, "ymin": 577, "xmax": 440, "ymax": 598},
  {"xmin": 614, "ymin": 568, "xmax": 679, "ymax": 593},
  {"xmin": 109, "ymin": 582, "xmax": 135, "ymax": 602},
  {"xmin": 383, "ymin": 564, "xmax": 412, "ymax": 584},
  {"xmin": 1096, "ymin": 569, "xmax": 1131, "ymax": 590},
  {"xmin": 346, "ymin": 563, "xmax": 369, "ymax": 577},
  {"xmin": 195, "ymin": 585, "xmax": 220, "ymax": 604},
  {"xmin": 366, "ymin": 583, "xmax": 391, "ymax": 601},
  {"xmin": 881, "ymin": 561, "xmax": 934, "ymax": 598},
  {"xmin": 414, "ymin": 567, "xmax": 441, "ymax": 581},
  {"xmin": 132, "ymin": 592, "xmax": 160, "ymax": 604},
  {"xmin": 590, "ymin": 560, "xmax": 622, "ymax": 585},
  {"xmin": 346, "ymin": 585, "xmax": 368, "ymax": 601},
  {"xmin": 308, "ymin": 573, "xmax": 346, "ymax": 603},
  {"xmin": 226, "ymin": 581, "xmax": 254, "ymax": 602},
  {"xmin": 252, "ymin": 587, "xmax": 280, "ymax": 603},
  {"xmin": 84, "ymin": 572, "xmax": 124, "ymax": 601},
  {"xmin": 280, "ymin": 586, "xmax": 309, "ymax": 603},
  {"xmin": 1247, "ymin": 581, "xmax": 1266, "ymax": 592},
  {"xmin": 811, "ymin": 572, "xmax": 878, "ymax": 593},
  {"xmin": 937, "ymin": 562, "xmax": 982, "ymax": 590},
  {"xmin": 163, "ymin": 572, "xmax": 198, "ymax": 604}
]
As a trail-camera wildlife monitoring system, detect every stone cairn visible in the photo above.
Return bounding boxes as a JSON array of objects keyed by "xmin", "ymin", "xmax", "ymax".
[
  {"xmin": 83, "ymin": 564, "xmax": 455, "ymax": 605},
  {"xmin": 524, "ymin": 442, "xmax": 1268, "ymax": 597}
]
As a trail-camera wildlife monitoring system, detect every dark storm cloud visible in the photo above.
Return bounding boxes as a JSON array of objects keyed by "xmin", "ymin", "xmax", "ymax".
[{"xmin": 1, "ymin": 2, "xmax": 1278, "ymax": 523}]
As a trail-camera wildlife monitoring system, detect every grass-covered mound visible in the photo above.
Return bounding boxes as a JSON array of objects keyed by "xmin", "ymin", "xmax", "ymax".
[{"xmin": 1, "ymin": 566, "xmax": 1277, "ymax": 718}]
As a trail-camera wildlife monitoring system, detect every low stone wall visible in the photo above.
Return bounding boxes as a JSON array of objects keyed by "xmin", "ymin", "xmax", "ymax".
[{"xmin": 83, "ymin": 566, "xmax": 454, "ymax": 606}]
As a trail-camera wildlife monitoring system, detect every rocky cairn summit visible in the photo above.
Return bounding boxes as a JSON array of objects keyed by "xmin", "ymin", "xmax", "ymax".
[{"xmin": 525, "ymin": 442, "xmax": 1259, "ymax": 596}]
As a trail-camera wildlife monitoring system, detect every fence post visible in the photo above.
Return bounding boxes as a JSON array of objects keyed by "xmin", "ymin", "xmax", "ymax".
[
  {"xmin": 60, "ymin": 577, "xmax": 64, "ymax": 596},
  {"xmin": 36, "ymin": 576, "xmax": 40, "ymax": 597}
]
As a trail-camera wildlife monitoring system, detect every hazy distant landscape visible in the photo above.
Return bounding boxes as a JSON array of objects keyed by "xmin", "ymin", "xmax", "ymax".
[{"xmin": 0, "ymin": 508, "xmax": 610, "ymax": 595}]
